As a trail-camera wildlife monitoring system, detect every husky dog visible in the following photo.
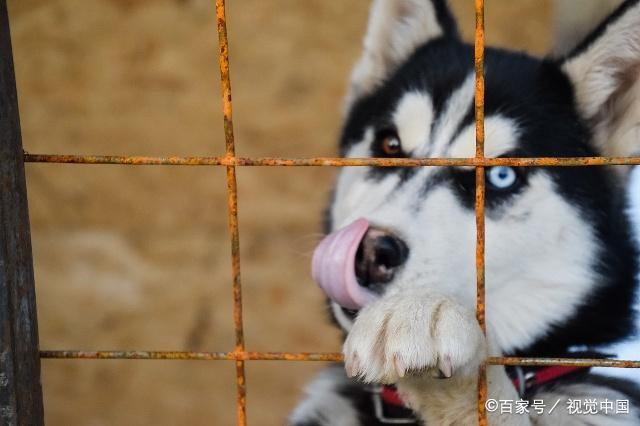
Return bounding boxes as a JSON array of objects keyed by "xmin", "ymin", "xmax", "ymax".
[{"xmin": 290, "ymin": 0, "xmax": 640, "ymax": 425}]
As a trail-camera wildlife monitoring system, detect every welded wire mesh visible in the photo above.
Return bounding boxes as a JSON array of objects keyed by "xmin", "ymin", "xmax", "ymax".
[{"xmin": 18, "ymin": 1, "xmax": 640, "ymax": 425}]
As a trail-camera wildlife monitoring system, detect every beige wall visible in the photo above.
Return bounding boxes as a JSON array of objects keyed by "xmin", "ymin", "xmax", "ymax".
[{"xmin": 7, "ymin": 1, "xmax": 551, "ymax": 424}]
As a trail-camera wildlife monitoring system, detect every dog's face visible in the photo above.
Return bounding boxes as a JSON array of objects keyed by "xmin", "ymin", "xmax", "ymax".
[{"xmin": 324, "ymin": 0, "xmax": 640, "ymax": 356}]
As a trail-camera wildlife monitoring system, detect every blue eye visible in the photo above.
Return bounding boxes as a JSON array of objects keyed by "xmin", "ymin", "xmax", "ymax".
[{"xmin": 487, "ymin": 167, "xmax": 518, "ymax": 190}]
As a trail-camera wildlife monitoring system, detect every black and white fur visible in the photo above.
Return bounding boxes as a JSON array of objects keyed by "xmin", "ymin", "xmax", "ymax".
[{"xmin": 291, "ymin": 0, "xmax": 640, "ymax": 424}]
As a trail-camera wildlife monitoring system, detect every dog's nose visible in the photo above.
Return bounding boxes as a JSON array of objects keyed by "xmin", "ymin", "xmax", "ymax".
[{"xmin": 355, "ymin": 228, "xmax": 408, "ymax": 288}]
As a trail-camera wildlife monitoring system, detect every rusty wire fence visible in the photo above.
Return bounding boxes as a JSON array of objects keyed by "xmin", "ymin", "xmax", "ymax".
[{"xmin": 3, "ymin": 0, "xmax": 640, "ymax": 425}]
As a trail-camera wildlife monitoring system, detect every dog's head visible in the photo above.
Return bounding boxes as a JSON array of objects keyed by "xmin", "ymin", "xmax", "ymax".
[{"xmin": 316, "ymin": 0, "xmax": 640, "ymax": 356}]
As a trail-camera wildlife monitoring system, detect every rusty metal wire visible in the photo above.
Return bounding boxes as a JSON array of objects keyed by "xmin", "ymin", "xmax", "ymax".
[
  {"xmin": 215, "ymin": 0, "xmax": 247, "ymax": 424},
  {"xmin": 40, "ymin": 351, "xmax": 344, "ymax": 362},
  {"xmin": 39, "ymin": 351, "xmax": 640, "ymax": 369},
  {"xmin": 489, "ymin": 357, "xmax": 640, "ymax": 369},
  {"xmin": 474, "ymin": 0, "xmax": 488, "ymax": 423},
  {"xmin": 27, "ymin": 0, "xmax": 640, "ymax": 425},
  {"xmin": 23, "ymin": 153, "xmax": 640, "ymax": 167}
]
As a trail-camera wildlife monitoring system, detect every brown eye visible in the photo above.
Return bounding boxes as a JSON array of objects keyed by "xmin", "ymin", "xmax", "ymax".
[{"xmin": 381, "ymin": 134, "xmax": 402, "ymax": 156}]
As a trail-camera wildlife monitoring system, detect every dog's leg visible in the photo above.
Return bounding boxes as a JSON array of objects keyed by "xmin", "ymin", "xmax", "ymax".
[
  {"xmin": 343, "ymin": 287, "xmax": 531, "ymax": 425},
  {"xmin": 399, "ymin": 364, "xmax": 530, "ymax": 425}
]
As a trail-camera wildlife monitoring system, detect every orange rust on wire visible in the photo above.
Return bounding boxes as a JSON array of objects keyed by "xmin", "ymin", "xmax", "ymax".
[
  {"xmin": 22, "ymin": 153, "xmax": 640, "ymax": 167},
  {"xmin": 475, "ymin": 165, "xmax": 487, "ymax": 425},
  {"xmin": 474, "ymin": 0, "xmax": 488, "ymax": 424},
  {"xmin": 39, "ymin": 350, "xmax": 345, "ymax": 362},
  {"xmin": 215, "ymin": 0, "xmax": 246, "ymax": 424},
  {"xmin": 216, "ymin": 0, "xmax": 234, "ymax": 157},
  {"xmin": 489, "ymin": 357, "xmax": 640, "ymax": 369},
  {"xmin": 474, "ymin": 165, "xmax": 486, "ymax": 335},
  {"xmin": 39, "ymin": 351, "xmax": 640, "ymax": 369},
  {"xmin": 474, "ymin": 0, "xmax": 485, "ymax": 160}
]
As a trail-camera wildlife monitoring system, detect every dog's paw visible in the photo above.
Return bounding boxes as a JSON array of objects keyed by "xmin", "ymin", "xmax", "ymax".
[{"xmin": 343, "ymin": 291, "xmax": 485, "ymax": 384}]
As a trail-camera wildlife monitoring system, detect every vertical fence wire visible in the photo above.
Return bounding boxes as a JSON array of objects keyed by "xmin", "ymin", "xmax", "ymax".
[
  {"xmin": 214, "ymin": 1, "xmax": 247, "ymax": 425},
  {"xmin": 474, "ymin": 0, "xmax": 488, "ymax": 424}
]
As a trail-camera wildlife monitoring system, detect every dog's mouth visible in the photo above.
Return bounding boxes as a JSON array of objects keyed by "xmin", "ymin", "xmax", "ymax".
[
  {"xmin": 311, "ymin": 218, "xmax": 409, "ymax": 310},
  {"xmin": 340, "ymin": 307, "xmax": 359, "ymax": 320},
  {"xmin": 311, "ymin": 219, "xmax": 377, "ymax": 310}
]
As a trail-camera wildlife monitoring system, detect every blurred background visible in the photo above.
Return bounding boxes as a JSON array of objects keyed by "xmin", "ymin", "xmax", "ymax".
[{"xmin": 6, "ymin": 0, "xmax": 573, "ymax": 424}]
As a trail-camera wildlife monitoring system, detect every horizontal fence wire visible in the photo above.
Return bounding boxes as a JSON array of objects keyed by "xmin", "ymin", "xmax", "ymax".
[
  {"xmin": 22, "ymin": 153, "xmax": 640, "ymax": 167},
  {"xmin": 38, "ymin": 351, "xmax": 640, "ymax": 368},
  {"xmin": 489, "ymin": 357, "xmax": 640, "ymax": 368},
  {"xmin": 40, "ymin": 351, "xmax": 344, "ymax": 362}
]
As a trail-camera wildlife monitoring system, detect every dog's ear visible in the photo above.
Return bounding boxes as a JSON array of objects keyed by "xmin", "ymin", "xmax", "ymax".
[
  {"xmin": 561, "ymin": 0, "xmax": 640, "ymax": 159},
  {"xmin": 345, "ymin": 0, "xmax": 458, "ymax": 111}
]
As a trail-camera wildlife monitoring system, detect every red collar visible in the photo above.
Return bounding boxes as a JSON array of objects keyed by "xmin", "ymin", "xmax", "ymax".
[
  {"xmin": 381, "ymin": 385, "xmax": 406, "ymax": 406},
  {"xmin": 510, "ymin": 365, "xmax": 584, "ymax": 396},
  {"xmin": 381, "ymin": 365, "xmax": 586, "ymax": 407}
]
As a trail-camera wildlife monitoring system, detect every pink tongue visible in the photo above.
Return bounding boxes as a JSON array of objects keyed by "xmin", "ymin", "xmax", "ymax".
[{"xmin": 311, "ymin": 218, "xmax": 377, "ymax": 310}]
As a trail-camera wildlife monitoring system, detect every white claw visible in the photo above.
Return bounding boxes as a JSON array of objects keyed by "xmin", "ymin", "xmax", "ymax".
[
  {"xmin": 346, "ymin": 353, "xmax": 361, "ymax": 378},
  {"xmin": 393, "ymin": 353, "xmax": 406, "ymax": 378},
  {"xmin": 353, "ymin": 353, "xmax": 361, "ymax": 377},
  {"xmin": 438, "ymin": 354, "xmax": 453, "ymax": 378}
]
